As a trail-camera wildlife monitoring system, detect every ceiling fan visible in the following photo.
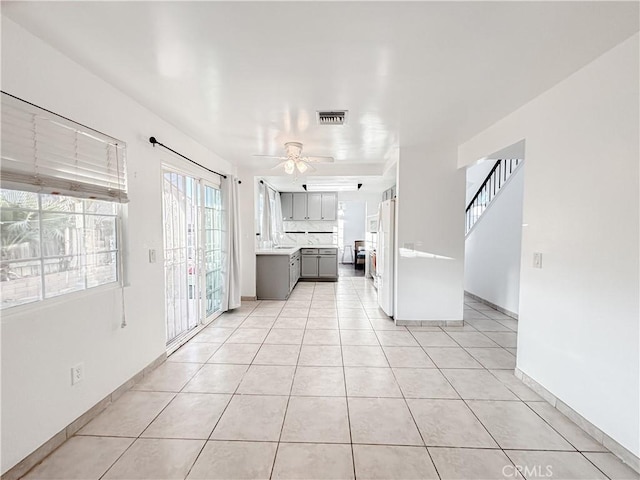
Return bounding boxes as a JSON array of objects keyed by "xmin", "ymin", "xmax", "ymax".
[{"xmin": 253, "ymin": 142, "xmax": 334, "ymax": 175}]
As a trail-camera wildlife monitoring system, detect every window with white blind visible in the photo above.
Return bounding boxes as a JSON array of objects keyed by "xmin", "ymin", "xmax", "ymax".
[{"xmin": 0, "ymin": 92, "xmax": 127, "ymax": 310}]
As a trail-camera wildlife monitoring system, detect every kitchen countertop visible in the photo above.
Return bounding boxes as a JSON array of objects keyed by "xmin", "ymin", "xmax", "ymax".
[{"xmin": 256, "ymin": 245, "xmax": 339, "ymax": 255}]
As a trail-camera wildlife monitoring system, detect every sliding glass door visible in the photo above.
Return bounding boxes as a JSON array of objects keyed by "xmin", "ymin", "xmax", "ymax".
[
  {"xmin": 203, "ymin": 184, "xmax": 223, "ymax": 317},
  {"xmin": 163, "ymin": 170, "xmax": 222, "ymax": 346}
]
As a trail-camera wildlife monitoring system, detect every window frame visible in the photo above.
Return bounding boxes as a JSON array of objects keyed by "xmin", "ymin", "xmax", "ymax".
[{"xmin": 0, "ymin": 188, "xmax": 123, "ymax": 312}]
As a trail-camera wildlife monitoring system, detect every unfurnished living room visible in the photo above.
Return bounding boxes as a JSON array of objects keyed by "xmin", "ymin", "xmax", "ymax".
[{"xmin": 1, "ymin": 2, "xmax": 638, "ymax": 480}]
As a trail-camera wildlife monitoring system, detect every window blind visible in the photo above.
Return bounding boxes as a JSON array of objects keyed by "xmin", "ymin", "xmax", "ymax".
[{"xmin": 1, "ymin": 92, "xmax": 128, "ymax": 202}]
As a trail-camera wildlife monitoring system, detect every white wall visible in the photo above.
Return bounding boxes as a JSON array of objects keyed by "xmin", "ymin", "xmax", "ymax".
[
  {"xmin": 340, "ymin": 201, "xmax": 366, "ymax": 261},
  {"xmin": 0, "ymin": 18, "xmax": 234, "ymax": 473},
  {"xmin": 238, "ymin": 171, "xmax": 257, "ymax": 298},
  {"xmin": 338, "ymin": 190, "xmax": 382, "ymax": 219},
  {"xmin": 395, "ymin": 145, "xmax": 465, "ymax": 322},
  {"xmin": 459, "ymin": 33, "xmax": 639, "ymax": 457},
  {"xmin": 464, "ymin": 164, "xmax": 525, "ymax": 314}
]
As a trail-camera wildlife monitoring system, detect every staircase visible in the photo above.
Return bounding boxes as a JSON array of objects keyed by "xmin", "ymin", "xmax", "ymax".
[{"xmin": 466, "ymin": 158, "xmax": 523, "ymax": 234}]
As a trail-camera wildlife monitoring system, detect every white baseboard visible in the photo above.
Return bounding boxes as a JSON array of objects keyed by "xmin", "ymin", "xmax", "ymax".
[
  {"xmin": 515, "ymin": 368, "xmax": 639, "ymax": 473},
  {"xmin": 465, "ymin": 290, "xmax": 519, "ymax": 319},
  {"xmin": 2, "ymin": 352, "xmax": 167, "ymax": 480},
  {"xmin": 396, "ymin": 319, "xmax": 464, "ymax": 327}
]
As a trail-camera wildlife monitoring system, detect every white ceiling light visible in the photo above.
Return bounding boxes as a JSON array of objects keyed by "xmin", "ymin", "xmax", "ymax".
[{"xmin": 306, "ymin": 183, "xmax": 361, "ymax": 192}]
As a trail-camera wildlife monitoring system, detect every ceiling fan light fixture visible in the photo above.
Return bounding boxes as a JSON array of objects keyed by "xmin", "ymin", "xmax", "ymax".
[
  {"xmin": 296, "ymin": 161, "xmax": 308, "ymax": 173},
  {"xmin": 284, "ymin": 142, "xmax": 303, "ymax": 159},
  {"xmin": 284, "ymin": 159, "xmax": 295, "ymax": 175}
]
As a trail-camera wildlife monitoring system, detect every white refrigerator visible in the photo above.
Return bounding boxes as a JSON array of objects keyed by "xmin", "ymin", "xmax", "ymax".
[{"xmin": 376, "ymin": 199, "xmax": 395, "ymax": 317}]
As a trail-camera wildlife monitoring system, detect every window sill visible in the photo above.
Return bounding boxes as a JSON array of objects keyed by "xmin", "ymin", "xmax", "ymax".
[{"xmin": 1, "ymin": 281, "xmax": 123, "ymax": 320}]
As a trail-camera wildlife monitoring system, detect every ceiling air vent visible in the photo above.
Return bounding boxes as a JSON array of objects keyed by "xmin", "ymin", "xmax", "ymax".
[{"xmin": 317, "ymin": 110, "xmax": 347, "ymax": 125}]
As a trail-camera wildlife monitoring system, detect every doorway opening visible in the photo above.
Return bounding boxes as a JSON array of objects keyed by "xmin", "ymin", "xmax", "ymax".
[
  {"xmin": 463, "ymin": 140, "xmax": 525, "ymax": 357},
  {"xmin": 337, "ymin": 200, "xmax": 366, "ymax": 277}
]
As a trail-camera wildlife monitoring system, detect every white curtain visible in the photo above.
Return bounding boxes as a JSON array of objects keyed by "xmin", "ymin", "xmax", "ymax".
[
  {"xmin": 260, "ymin": 182, "xmax": 272, "ymax": 245},
  {"xmin": 221, "ymin": 175, "xmax": 241, "ymax": 311},
  {"xmin": 272, "ymin": 191, "xmax": 284, "ymax": 244}
]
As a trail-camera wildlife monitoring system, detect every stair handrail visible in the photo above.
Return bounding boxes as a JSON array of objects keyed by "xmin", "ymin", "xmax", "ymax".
[{"xmin": 465, "ymin": 158, "xmax": 522, "ymax": 234}]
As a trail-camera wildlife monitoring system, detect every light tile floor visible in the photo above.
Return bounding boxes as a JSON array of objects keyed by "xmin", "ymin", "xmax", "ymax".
[{"xmin": 23, "ymin": 277, "xmax": 639, "ymax": 480}]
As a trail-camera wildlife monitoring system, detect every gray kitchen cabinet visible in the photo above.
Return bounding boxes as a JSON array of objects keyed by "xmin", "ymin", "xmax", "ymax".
[
  {"xmin": 281, "ymin": 192, "xmax": 293, "ymax": 220},
  {"xmin": 301, "ymin": 248, "xmax": 338, "ymax": 279},
  {"xmin": 301, "ymin": 253, "xmax": 319, "ymax": 277},
  {"xmin": 257, "ymin": 250, "xmax": 301, "ymax": 300},
  {"xmin": 318, "ymin": 254, "xmax": 338, "ymax": 277},
  {"xmin": 280, "ymin": 192, "xmax": 337, "ymax": 221},
  {"xmin": 292, "ymin": 193, "xmax": 307, "ymax": 220},
  {"xmin": 306, "ymin": 193, "xmax": 322, "ymax": 220},
  {"xmin": 321, "ymin": 193, "xmax": 337, "ymax": 220},
  {"xmin": 289, "ymin": 251, "xmax": 300, "ymax": 291}
]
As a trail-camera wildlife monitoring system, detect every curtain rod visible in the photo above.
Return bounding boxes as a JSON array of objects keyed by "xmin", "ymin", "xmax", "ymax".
[
  {"xmin": 2, "ymin": 90, "xmax": 122, "ymax": 145},
  {"xmin": 149, "ymin": 136, "xmax": 236, "ymax": 181}
]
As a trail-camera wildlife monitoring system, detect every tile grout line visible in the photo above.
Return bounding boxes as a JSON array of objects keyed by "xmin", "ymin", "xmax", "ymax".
[
  {"xmin": 337, "ymin": 279, "xmax": 358, "ymax": 480},
  {"xmin": 185, "ymin": 298, "xmax": 268, "ymax": 476},
  {"xmin": 577, "ymin": 451, "xmax": 614, "ymax": 480},
  {"xmin": 377, "ymin": 333, "xmax": 444, "ymax": 479},
  {"xmin": 425, "ymin": 350, "xmax": 523, "ymax": 477},
  {"xmin": 403, "ymin": 317, "xmax": 528, "ymax": 475},
  {"xmin": 87, "ymin": 319, "xmax": 245, "ymax": 480},
  {"xmin": 94, "ymin": 335, "xmax": 225, "ymax": 479},
  {"xmin": 174, "ymin": 299, "xmax": 262, "ymax": 480},
  {"xmin": 38, "ymin": 283, "xmax": 609, "ymax": 480},
  {"xmin": 269, "ymin": 281, "xmax": 316, "ymax": 480}
]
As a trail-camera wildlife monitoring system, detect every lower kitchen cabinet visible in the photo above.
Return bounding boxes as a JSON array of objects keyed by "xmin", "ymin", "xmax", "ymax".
[
  {"xmin": 318, "ymin": 255, "xmax": 338, "ymax": 277},
  {"xmin": 301, "ymin": 248, "xmax": 338, "ymax": 280},
  {"xmin": 256, "ymin": 251, "xmax": 300, "ymax": 300},
  {"xmin": 301, "ymin": 254, "xmax": 319, "ymax": 277}
]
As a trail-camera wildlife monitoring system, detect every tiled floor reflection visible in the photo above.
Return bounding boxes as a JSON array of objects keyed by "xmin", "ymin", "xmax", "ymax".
[{"xmin": 24, "ymin": 278, "xmax": 638, "ymax": 480}]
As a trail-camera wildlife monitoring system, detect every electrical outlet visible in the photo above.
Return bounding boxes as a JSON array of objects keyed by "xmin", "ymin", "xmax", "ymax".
[
  {"xmin": 533, "ymin": 252, "xmax": 543, "ymax": 269},
  {"xmin": 71, "ymin": 363, "xmax": 84, "ymax": 385}
]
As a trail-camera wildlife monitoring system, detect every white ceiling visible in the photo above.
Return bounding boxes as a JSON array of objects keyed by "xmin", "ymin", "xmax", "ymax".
[{"xmin": 3, "ymin": 2, "xmax": 638, "ymax": 176}]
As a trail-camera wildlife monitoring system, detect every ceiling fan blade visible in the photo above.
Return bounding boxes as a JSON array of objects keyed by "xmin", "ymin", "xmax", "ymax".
[
  {"xmin": 297, "ymin": 160, "xmax": 316, "ymax": 173},
  {"xmin": 305, "ymin": 156, "xmax": 334, "ymax": 163},
  {"xmin": 252, "ymin": 154, "xmax": 287, "ymax": 160},
  {"xmin": 271, "ymin": 161, "xmax": 289, "ymax": 170}
]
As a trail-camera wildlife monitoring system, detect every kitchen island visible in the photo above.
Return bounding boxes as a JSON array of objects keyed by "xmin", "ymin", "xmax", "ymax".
[{"xmin": 256, "ymin": 245, "xmax": 338, "ymax": 300}]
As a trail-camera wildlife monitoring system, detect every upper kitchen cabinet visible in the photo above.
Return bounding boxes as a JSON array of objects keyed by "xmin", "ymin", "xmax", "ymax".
[
  {"xmin": 281, "ymin": 192, "xmax": 293, "ymax": 220},
  {"xmin": 320, "ymin": 193, "xmax": 337, "ymax": 221},
  {"xmin": 307, "ymin": 193, "xmax": 322, "ymax": 220},
  {"xmin": 286, "ymin": 192, "xmax": 337, "ymax": 221},
  {"xmin": 292, "ymin": 193, "xmax": 307, "ymax": 220}
]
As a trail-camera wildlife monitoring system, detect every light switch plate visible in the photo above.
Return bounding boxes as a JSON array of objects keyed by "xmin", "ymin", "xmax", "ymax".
[
  {"xmin": 533, "ymin": 252, "xmax": 543, "ymax": 269},
  {"xmin": 149, "ymin": 249, "xmax": 157, "ymax": 263}
]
